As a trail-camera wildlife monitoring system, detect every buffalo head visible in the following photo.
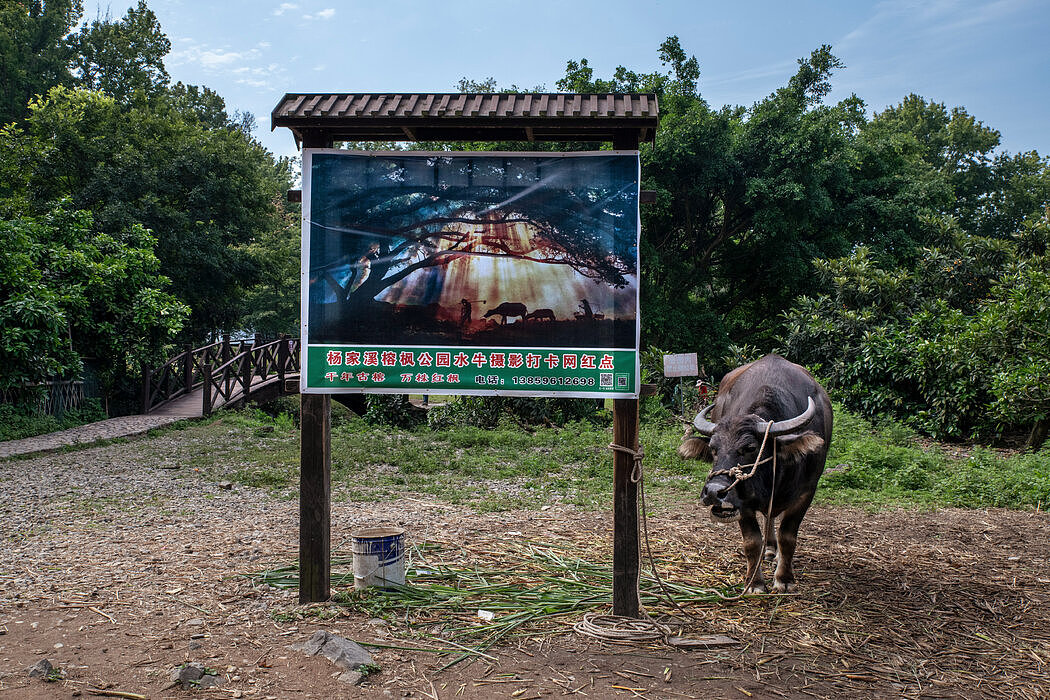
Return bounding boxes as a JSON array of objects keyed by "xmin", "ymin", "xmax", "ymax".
[{"xmin": 680, "ymin": 397, "xmax": 825, "ymax": 523}]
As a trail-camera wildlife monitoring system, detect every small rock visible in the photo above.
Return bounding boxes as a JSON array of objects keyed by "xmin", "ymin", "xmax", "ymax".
[
  {"xmin": 27, "ymin": 659, "xmax": 53, "ymax": 679},
  {"xmin": 185, "ymin": 618, "xmax": 204, "ymax": 627},
  {"xmin": 290, "ymin": 629, "xmax": 330, "ymax": 656},
  {"xmin": 198, "ymin": 674, "xmax": 222, "ymax": 689},
  {"xmin": 188, "ymin": 641, "xmax": 202, "ymax": 650},
  {"xmin": 320, "ymin": 635, "xmax": 374, "ymax": 671},
  {"xmin": 337, "ymin": 670, "xmax": 364, "ymax": 685},
  {"xmin": 291, "ymin": 630, "xmax": 374, "ymax": 671},
  {"xmin": 171, "ymin": 662, "xmax": 205, "ymax": 686},
  {"xmin": 218, "ymin": 481, "xmax": 234, "ymax": 490}
]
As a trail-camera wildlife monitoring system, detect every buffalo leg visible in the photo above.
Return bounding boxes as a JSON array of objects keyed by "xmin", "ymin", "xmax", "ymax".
[
  {"xmin": 739, "ymin": 512, "xmax": 767, "ymax": 593},
  {"xmin": 762, "ymin": 513, "xmax": 777, "ymax": 561},
  {"xmin": 773, "ymin": 492, "xmax": 814, "ymax": 593}
]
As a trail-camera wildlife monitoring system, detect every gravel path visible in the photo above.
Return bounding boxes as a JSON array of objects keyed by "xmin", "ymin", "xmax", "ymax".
[{"xmin": 0, "ymin": 415, "xmax": 184, "ymax": 459}]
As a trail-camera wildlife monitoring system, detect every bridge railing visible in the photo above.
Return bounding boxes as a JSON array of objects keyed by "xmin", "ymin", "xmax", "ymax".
[
  {"xmin": 201, "ymin": 337, "xmax": 300, "ymax": 415},
  {"xmin": 141, "ymin": 340, "xmax": 225, "ymax": 413},
  {"xmin": 142, "ymin": 336, "xmax": 301, "ymax": 415}
]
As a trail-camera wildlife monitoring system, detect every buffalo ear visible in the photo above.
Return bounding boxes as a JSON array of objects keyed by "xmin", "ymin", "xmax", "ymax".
[
  {"xmin": 678, "ymin": 427, "xmax": 713, "ymax": 461},
  {"xmin": 775, "ymin": 431, "xmax": 825, "ymax": 460}
]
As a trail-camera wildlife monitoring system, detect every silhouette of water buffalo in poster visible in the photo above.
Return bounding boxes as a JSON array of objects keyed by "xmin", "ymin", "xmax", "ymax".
[{"xmin": 306, "ymin": 152, "xmax": 639, "ymax": 349}]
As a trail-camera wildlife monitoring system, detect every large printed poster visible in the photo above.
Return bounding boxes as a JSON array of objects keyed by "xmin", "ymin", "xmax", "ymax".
[{"xmin": 301, "ymin": 150, "xmax": 640, "ymax": 398}]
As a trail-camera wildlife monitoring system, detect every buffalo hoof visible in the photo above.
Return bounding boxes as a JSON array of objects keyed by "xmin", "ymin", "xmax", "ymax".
[
  {"xmin": 744, "ymin": 581, "xmax": 768, "ymax": 594},
  {"xmin": 772, "ymin": 580, "xmax": 797, "ymax": 594},
  {"xmin": 763, "ymin": 546, "xmax": 777, "ymax": 561}
]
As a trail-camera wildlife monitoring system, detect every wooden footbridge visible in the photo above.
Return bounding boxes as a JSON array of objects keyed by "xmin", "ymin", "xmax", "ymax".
[{"xmin": 141, "ymin": 336, "xmax": 301, "ymax": 418}]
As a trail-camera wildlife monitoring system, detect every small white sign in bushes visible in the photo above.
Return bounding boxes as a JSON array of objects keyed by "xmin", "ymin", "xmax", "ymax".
[{"xmin": 662, "ymin": 352, "xmax": 698, "ymax": 377}]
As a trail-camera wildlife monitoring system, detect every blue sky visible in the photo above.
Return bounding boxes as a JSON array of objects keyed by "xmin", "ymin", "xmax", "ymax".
[{"xmin": 82, "ymin": 0, "xmax": 1049, "ymax": 161}]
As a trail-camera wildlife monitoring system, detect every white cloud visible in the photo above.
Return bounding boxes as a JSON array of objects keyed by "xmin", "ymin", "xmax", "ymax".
[
  {"xmin": 313, "ymin": 64, "xmax": 326, "ymax": 71},
  {"xmin": 303, "ymin": 7, "xmax": 336, "ymax": 20},
  {"xmin": 273, "ymin": 2, "xmax": 298, "ymax": 16},
  {"xmin": 168, "ymin": 42, "xmax": 284, "ymax": 93}
]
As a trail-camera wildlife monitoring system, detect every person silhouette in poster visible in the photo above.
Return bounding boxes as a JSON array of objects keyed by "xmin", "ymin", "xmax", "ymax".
[
  {"xmin": 460, "ymin": 298, "xmax": 472, "ymax": 328},
  {"xmin": 579, "ymin": 298, "xmax": 594, "ymax": 321}
]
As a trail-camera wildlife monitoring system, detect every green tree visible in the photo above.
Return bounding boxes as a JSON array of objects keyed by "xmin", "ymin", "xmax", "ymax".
[
  {"xmin": 0, "ymin": 86, "xmax": 293, "ymax": 340},
  {"xmin": 0, "ymin": 204, "xmax": 187, "ymax": 397},
  {"xmin": 869, "ymin": 95, "xmax": 1006, "ymax": 240},
  {"xmin": 966, "ymin": 242, "xmax": 1050, "ymax": 447},
  {"xmin": 240, "ymin": 168, "xmax": 301, "ymax": 338},
  {"xmin": 70, "ymin": 0, "xmax": 170, "ymax": 103},
  {"xmin": 780, "ymin": 228, "xmax": 1019, "ymax": 439},
  {"xmin": 634, "ymin": 45, "xmax": 861, "ymax": 363},
  {"xmin": 0, "ymin": 0, "xmax": 81, "ymax": 126}
]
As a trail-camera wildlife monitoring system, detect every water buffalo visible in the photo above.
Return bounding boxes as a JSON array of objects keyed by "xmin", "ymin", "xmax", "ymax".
[
  {"xmin": 679, "ymin": 354, "xmax": 832, "ymax": 593},
  {"xmin": 484, "ymin": 302, "xmax": 527, "ymax": 325},
  {"xmin": 526, "ymin": 309, "xmax": 556, "ymax": 322}
]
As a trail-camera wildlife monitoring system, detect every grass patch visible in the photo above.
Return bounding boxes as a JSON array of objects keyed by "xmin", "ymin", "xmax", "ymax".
[
  {"xmin": 819, "ymin": 402, "xmax": 1050, "ymax": 509},
  {"xmin": 149, "ymin": 400, "xmax": 1048, "ymax": 512},
  {"xmin": 0, "ymin": 399, "xmax": 107, "ymax": 442}
]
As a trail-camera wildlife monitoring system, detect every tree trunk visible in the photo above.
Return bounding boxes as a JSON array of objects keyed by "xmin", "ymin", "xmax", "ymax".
[{"xmin": 1026, "ymin": 418, "xmax": 1048, "ymax": 450}]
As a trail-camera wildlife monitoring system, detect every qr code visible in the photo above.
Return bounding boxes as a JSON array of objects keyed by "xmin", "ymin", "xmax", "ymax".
[
  {"xmin": 616, "ymin": 374, "xmax": 629, "ymax": 388},
  {"xmin": 600, "ymin": 372, "xmax": 613, "ymax": 387}
]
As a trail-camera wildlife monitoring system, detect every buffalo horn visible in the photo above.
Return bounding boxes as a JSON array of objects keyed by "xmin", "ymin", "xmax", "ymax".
[
  {"xmin": 762, "ymin": 396, "xmax": 817, "ymax": 436},
  {"xmin": 692, "ymin": 403, "xmax": 718, "ymax": 436}
]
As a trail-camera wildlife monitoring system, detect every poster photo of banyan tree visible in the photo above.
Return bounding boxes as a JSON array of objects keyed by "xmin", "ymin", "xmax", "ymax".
[
  {"xmin": 301, "ymin": 150, "xmax": 640, "ymax": 397},
  {"xmin": 303, "ymin": 151, "xmax": 640, "ymax": 351}
]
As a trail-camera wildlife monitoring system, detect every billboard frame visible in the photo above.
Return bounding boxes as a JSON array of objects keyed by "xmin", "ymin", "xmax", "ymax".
[{"xmin": 300, "ymin": 148, "xmax": 642, "ymax": 399}]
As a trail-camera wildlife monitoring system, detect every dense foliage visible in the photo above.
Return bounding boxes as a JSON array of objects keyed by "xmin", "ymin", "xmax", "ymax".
[
  {"xmin": 0, "ymin": 0, "xmax": 297, "ymax": 414},
  {"xmin": 0, "ymin": 205, "xmax": 186, "ymax": 394}
]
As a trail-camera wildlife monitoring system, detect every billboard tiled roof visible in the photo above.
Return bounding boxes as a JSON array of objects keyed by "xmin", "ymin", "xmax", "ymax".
[{"xmin": 271, "ymin": 93, "xmax": 658, "ymax": 145}]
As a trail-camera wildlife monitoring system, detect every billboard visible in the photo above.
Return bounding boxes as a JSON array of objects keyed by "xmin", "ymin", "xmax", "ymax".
[{"xmin": 301, "ymin": 150, "xmax": 640, "ymax": 398}]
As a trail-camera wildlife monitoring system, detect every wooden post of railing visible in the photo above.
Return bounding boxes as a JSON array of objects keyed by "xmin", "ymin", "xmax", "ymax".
[
  {"xmin": 277, "ymin": 336, "xmax": 288, "ymax": 385},
  {"xmin": 202, "ymin": 365, "xmax": 213, "ymax": 415},
  {"xmin": 182, "ymin": 345, "xmax": 193, "ymax": 393},
  {"xmin": 141, "ymin": 364, "xmax": 152, "ymax": 414},
  {"xmin": 242, "ymin": 353, "xmax": 252, "ymax": 405},
  {"xmin": 222, "ymin": 334, "xmax": 231, "ymax": 363},
  {"xmin": 253, "ymin": 333, "xmax": 263, "ymax": 378}
]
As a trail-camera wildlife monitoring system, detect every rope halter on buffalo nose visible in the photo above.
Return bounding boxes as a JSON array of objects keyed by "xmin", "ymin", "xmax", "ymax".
[{"xmin": 708, "ymin": 419, "xmax": 775, "ymax": 494}]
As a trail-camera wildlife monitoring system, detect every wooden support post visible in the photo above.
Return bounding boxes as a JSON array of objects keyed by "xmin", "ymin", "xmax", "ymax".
[
  {"xmin": 222, "ymin": 334, "xmax": 231, "ymax": 363},
  {"xmin": 612, "ymin": 397, "xmax": 640, "ymax": 617},
  {"xmin": 299, "ymin": 394, "xmax": 331, "ymax": 603},
  {"xmin": 612, "ymin": 129, "xmax": 642, "ymax": 618},
  {"xmin": 242, "ymin": 354, "xmax": 252, "ymax": 404},
  {"xmin": 141, "ymin": 365, "xmax": 151, "ymax": 415},
  {"xmin": 202, "ymin": 365, "xmax": 212, "ymax": 415},
  {"xmin": 299, "ymin": 130, "xmax": 334, "ymax": 605},
  {"xmin": 183, "ymin": 345, "xmax": 193, "ymax": 393},
  {"xmin": 277, "ymin": 337, "xmax": 288, "ymax": 385}
]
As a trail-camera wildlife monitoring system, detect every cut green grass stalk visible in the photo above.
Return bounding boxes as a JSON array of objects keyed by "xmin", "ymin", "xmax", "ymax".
[{"xmin": 246, "ymin": 539, "xmax": 736, "ymax": 671}]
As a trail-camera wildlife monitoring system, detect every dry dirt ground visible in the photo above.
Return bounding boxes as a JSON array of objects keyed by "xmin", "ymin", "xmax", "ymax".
[{"xmin": 2, "ymin": 433, "xmax": 1049, "ymax": 699}]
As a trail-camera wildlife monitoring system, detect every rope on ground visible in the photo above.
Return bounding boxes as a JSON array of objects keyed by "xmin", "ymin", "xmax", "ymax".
[
  {"xmin": 573, "ymin": 612, "xmax": 667, "ymax": 643},
  {"xmin": 574, "ymin": 442, "xmax": 696, "ymax": 644}
]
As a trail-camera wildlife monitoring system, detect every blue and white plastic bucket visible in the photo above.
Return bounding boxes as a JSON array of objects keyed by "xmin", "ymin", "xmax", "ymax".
[{"xmin": 351, "ymin": 527, "xmax": 406, "ymax": 589}]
